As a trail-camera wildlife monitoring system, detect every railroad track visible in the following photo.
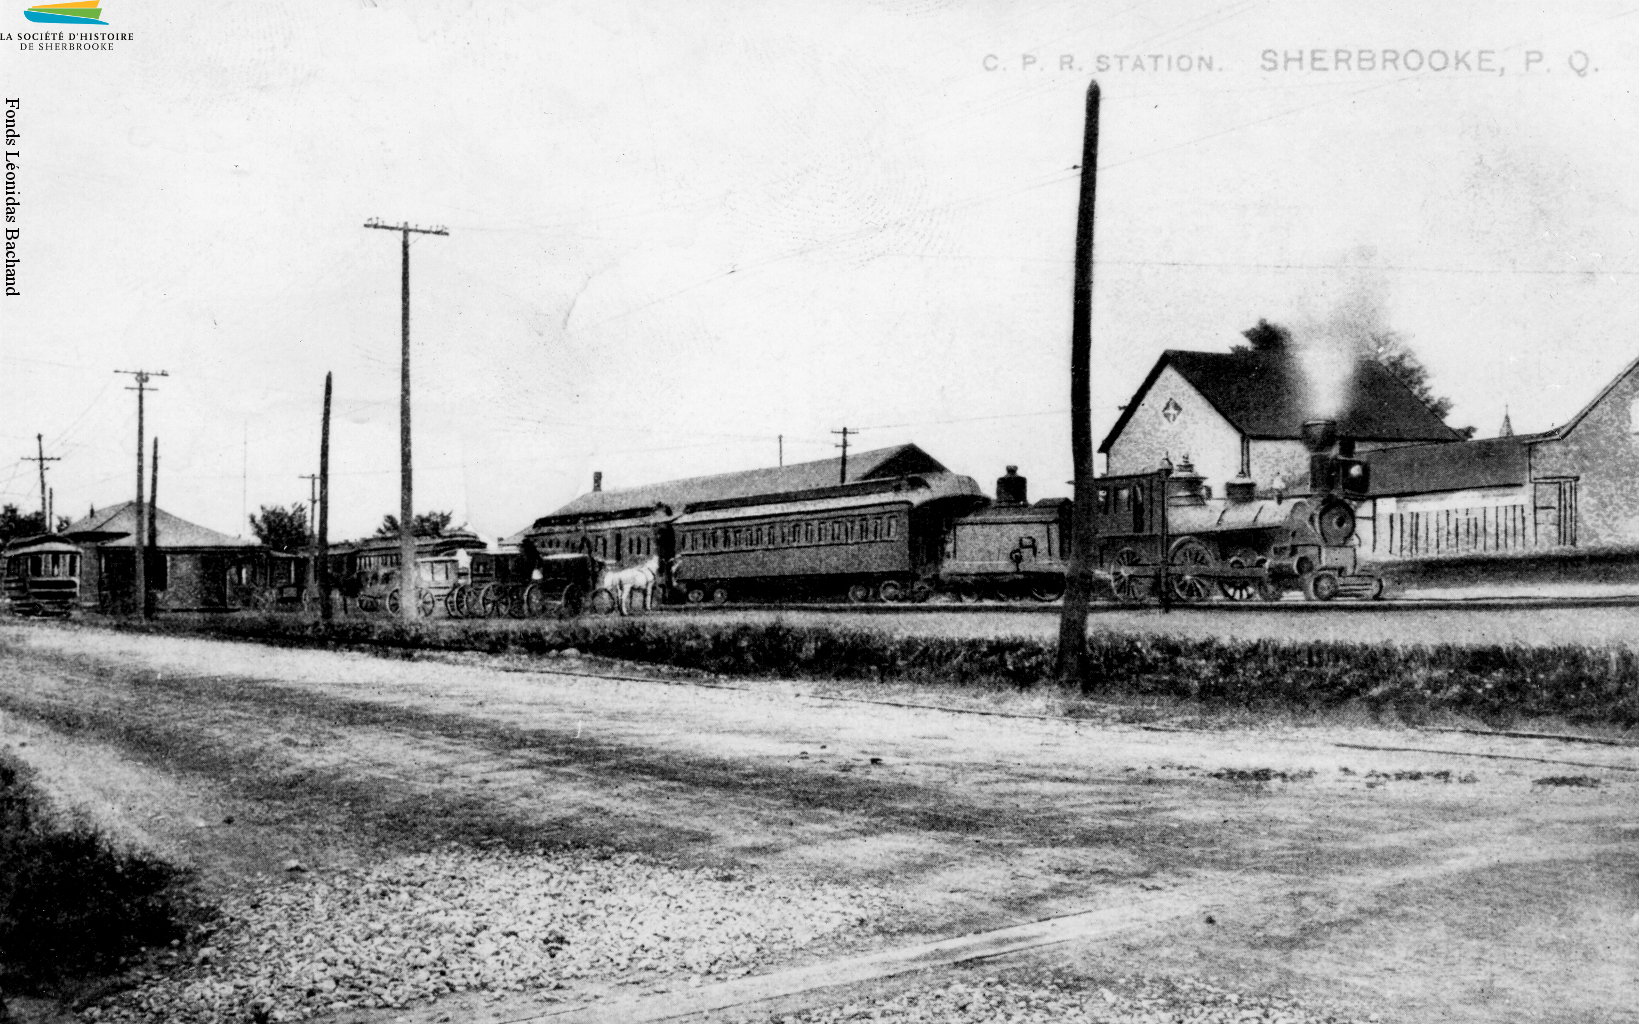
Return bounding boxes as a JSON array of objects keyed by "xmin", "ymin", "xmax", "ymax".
[{"xmin": 638, "ymin": 593, "xmax": 1639, "ymax": 614}]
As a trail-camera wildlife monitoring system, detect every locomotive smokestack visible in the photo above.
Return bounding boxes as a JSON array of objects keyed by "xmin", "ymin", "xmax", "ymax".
[
  {"xmin": 592, "ymin": 471, "xmax": 602, "ymax": 492},
  {"xmin": 1300, "ymin": 419, "xmax": 1338, "ymax": 454}
]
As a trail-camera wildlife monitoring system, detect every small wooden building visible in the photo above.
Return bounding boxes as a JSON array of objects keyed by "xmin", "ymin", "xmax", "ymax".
[
  {"xmin": 61, "ymin": 502, "xmax": 262, "ymax": 612},
  {"xmin": 1359, "ymin": 353, "xmax": 1639, "ymax": 557}
]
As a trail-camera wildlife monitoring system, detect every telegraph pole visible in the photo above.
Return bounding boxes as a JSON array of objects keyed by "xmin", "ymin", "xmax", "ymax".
[
  {"xmin": 299, "ymin": 472, "xmax": 319, "ymax": 606},
  {"xmin": 116, "ymin": 369, "xmax": 167, "ymax": 617},
  {"xmin": 832, "ymin": 427, "xmax": 853, "ymax": 484},
  {"xmin": 778, "ymin": 434, "xmax": 783, "ymax": 468},
  {"xmin": 23, "ymin": 434, "xmax": 60, "ymax": 526},
  {"xmin": 318, "ymin": 372, "xmax": 332, "ymax": 622},
  {"xmin": 1055, "ymin": 79, "xmax": 1101, "ymax": 688},
  {"xmin": 364, "ymin": 218, "xmax": 448, "ymax": 619},
  {"xmin": 148, "ymin": 438, "xmax": 160, "ymax": 613}
]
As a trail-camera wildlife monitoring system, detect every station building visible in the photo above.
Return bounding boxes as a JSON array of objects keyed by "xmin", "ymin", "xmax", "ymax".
[
  {"xmin": 1099, "ymin": 349, "xmax": 1460, "ymax": 499},
  {"xmin": 62, "ymin": 501, "xmax": 263, "ymax": 612}
]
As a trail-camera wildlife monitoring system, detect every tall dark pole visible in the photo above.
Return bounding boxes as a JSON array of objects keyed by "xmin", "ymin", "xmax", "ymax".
[
  {"xmin": 299, "ymin": 472, "xmax": 318, "ymax": 604},
  {"xmin": 832, "ymin": 427, "xmax": 852, "ymax": 484},
  {"xmin": 1055, "ymin": 80, "xmax": 1101, "ymax": 688},
  {"xmin": 364, "ymin": 219, "xmax": 448, "ymax": 619},
  {"xmin": 148, "ymin": 437, "xmax": 159, "ymax": 614},
  {"xmin": 25, "ymin": 434, "xmax": 59, "ymax": 525},
  {"xmin": 117, "ymin": 369, "xmax": 167, "ymax": 617},
  {"xmin": 318, "ymin": 372, "xmax": 332, "ymax": 622}
]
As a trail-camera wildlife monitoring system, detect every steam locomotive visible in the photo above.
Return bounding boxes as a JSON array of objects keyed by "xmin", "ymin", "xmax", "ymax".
[{"xmin": 1091, "ymin": 419, "xmax": 1382, "ymax": 604}]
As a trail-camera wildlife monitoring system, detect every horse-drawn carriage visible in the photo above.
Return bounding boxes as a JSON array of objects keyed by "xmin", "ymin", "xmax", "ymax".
[{"xmin": 447, "ymin": 547, "xmax": 599, "ymax": 619}]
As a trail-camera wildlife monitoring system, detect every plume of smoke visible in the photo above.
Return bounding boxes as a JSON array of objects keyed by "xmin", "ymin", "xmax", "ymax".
[{"xmin": 1286, "ymin": 256, "xmax": 1391, "ymax": 420}]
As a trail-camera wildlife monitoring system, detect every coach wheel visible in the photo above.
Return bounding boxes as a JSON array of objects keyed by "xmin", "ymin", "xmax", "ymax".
[
  {"xmin": 686, "ymin": 587, "xmax": 706, "ymax": 605},
  {"xmin": 1168, "ymin": 537, "xmax": 1215, "ymax": 604},
  {"xmin": 710, "ymin": 587, "xmax": 730, "ymax": 606},
  {"xmin": 445, "ymin": 588, "xmax": 463, "ymax": 619},
  {"xmin": 1303, "ymin": 570, "xmax": 1340, "ymax": 603},
  {"xmin": 910, "ymin": 581, "xmax": 934, "ymax": 604},
  {"xmin": 846, "ymin": 583, "xmax": 872, "ymax": 604},
  {"xmin": 558, "ymin": 584, "xmax": 585, "ymax": 618},
  {"xmin": 1219, "ymin": 548, "xmax": 1262, "ymax": 602},
  {"xmin": 419, "ymin": 589, "xmax": 437, "ymax": 618},
  {"xmin": 1028, "ymin": 578, "xmax": 1065, "ymax": 603},
  {"xmin": 877, "ymin": 580, "xmax": 905, "ymax": 603},
  {"xmin": 507, "ymin": 585, "xmax": 529, "ymax": 619},
  {"xmin": 589, "ymin": 588, "xmax": 618, "ymax": 615},
  {"xmin": 1110, "ymin": 548, "xmax": 1150, "ymax": 604},
  {"xmin": 386, "ymin": 589, "xmax": 402, "ymax": 614},
  {"xmin": 522, "ymin": 583, "xmax": 548, "ymax": 618},
  {"xmin": 478, "ymin": 583, "xmax": 502, "ymax": 618}
]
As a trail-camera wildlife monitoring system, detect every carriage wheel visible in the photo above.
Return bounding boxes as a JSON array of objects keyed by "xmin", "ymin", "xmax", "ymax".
[
  {"xmin": 386, "ymin": 589, "xmax": 401, "ymax": 614},
  {"xmin": 558, "ymin": 584, "xmax": 585, "ymax": 619},
  {"xmin": 910, "ymin": 581, "xmax": 934, "ymax": 604},
  {"xmin": 846, "ymin": 583, "xmax": 872, "ymax": 604},
  {"xmin": 1303, "ymin": 570, "xmax": 1341, "ymax": 603},
  {"xmin": 1028, "ymin": 578, "xmax": 1066, "ymax": 603},
  {"xmin": 477, "ymin": 583, "xmax": 501, "ymax": 618},
  {"xmin": 710, "ymin": 587, "xmax": 730, "ymax": 606},
  {"xmin": 1168, "ymin": 537, "xmax": 1216, "ymax": 604},
  {"xmin": 1110, "ymin": 548, "xmax": 1150, "ymax": 605},
  {"xmin": 507, "ymin": 585, "xmax": 528, "ymax": 619},
  {"xmin": 522, "ymin": 583, "xmax": 547, "ymax": 618},
  {"xmin": 1219, "ymin": 548, "xmax": 1262, "ymax": 602},
  {"xmin": 685, "ymin": 587, "xmax": 706, "ymax": 605},
  {"xmin": 877, "ymin": 580, "xmax": 905, "ymax": 603},
  {"xmin": 589, "ymin": 588, "xmax": 618, "ymax": 615},
  {"xmin": 418, "ymin": 589, "xmax": 437, "ymax": 618}
]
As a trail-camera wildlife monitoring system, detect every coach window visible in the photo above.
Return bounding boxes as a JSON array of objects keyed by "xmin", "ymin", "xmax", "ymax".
[
  {"xmin": 1097, "ymin": 488, "xmax": 1110, "ymax": 514},
  {"xmin": 886, "ymin": 517, "xmax": 896, "ymax": 539}
]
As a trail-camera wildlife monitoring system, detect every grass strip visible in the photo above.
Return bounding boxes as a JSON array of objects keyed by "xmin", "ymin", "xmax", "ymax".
[{"xmin": 83, "ymin": 613, "xmax": 1639, "ymax": 730}]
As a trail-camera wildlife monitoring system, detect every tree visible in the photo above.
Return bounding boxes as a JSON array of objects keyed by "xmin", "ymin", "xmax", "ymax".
[
  {"xmin": 1233, "ymin": 319, "xmax": 1475, "ymax": 439},
  {"xmin": 0, "ymin": 505, "xmax": 47, "ymax": 549},
  {"xmin": 248, "ymin": 504, "xmax": 311, "ymax": 553},
  {"xmin": 375, "ymin": 510, "xmax": 453, "ymax": 538}
]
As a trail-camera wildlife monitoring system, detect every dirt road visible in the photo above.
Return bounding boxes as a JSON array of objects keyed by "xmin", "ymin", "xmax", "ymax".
[{"xmin": 1, "ymin": 621, "xmax": 1635, "ymax": 1023}]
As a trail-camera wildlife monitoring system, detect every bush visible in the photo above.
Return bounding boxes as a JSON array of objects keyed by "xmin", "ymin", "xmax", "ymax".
[{"xmin": 0, "ymin": 751, "xmax": 190, "ymax": 990}]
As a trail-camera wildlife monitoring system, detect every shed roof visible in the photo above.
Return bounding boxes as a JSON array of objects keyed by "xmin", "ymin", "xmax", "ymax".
[
  {"xmin": 1360, "ymin": 435, "xmax": 1535, "ymax": 497},
  {"xmin": 1099, "ymin": 350, "xmax": 1462, "ymax": 453},
  {"xmin": 534, "ymin": 444, "xmax": 950, "ymax": 524},
  {"xmin": 61, "ymin": 501, "xmax": 260, "ymax": 549}
]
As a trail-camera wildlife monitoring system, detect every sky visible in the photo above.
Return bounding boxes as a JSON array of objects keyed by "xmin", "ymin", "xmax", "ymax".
[{"xmin": 4, "ymin": 2, "xmax": 1638, "ymax": 542}]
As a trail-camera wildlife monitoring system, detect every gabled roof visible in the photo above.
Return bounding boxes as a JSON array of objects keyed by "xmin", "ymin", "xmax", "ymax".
[
  {"xmin": 1099, "ymin": 350, "xmax": 1462, "ymax": 453},
  {"xmin": 61, "ymin": 501, "xmax": 260, "ymax": 549},
  {"xmin": 1361, "ymin": 435, "xmax": 1531, "ymax": 497},
  {"xmin": 536, "ymin": 444, "xmax": 949, "ymax": 523},
  {"xmin": 1521, "ymin": 350, "xmax": 1639, "ymax": 444}
]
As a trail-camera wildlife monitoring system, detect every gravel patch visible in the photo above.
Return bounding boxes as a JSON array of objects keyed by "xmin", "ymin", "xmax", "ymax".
[
  {"xmin": 741, "ymin": 974, "xmax": 1376, "ymax": 1024},
  {"xmin": 83, "ymin": 847, "xmax": 896, "ymax": 1023}
]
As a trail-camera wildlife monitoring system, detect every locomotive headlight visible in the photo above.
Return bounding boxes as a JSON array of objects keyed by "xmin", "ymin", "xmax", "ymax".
[{"xmin": 1315, "ymin": 499, "xmax": 1356, "ymax": 546}]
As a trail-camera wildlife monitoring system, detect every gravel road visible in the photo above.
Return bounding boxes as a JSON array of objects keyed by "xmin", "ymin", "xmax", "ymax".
[{"xmin": 2, "ymin": 622, "xmax": 1634, "ymax": 1024}]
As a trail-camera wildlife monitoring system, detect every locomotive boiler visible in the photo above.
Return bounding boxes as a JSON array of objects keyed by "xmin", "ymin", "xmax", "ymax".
[{"xmin": 1093, "ymin": 418, "xmax": 1383, "ymax": 603}]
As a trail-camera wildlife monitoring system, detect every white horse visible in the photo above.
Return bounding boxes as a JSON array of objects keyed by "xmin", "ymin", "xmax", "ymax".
[{"xmin": 599, "ymin": 555, "xmax": 660, "ymax": 615}]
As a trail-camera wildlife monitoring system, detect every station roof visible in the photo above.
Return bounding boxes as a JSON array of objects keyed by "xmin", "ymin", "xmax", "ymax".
[
  {"xmin": 1360, "ymin": 435, "xmax": 1540, "ymax": 497},
  {"xmin": 61, "ymin": 501, "xmax": 260, "ymax": 549},
  {"xmin": 534, "ymin": 444, "xmax": 951, "ymax": 524},
  {"xmin": 1100, "ymin": 350, "xmax": 1462, "ymax": 453}
]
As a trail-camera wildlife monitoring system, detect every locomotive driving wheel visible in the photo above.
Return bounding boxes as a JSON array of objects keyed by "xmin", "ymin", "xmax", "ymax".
[
  {"xmin": 1110, "ymin": 548, "xmax": 1150, "ymax": 604},
  {"xmin": 1168, "ymin": 537, "xmax": 1216, "ymax": 604},
  {"xmin": 1220, "ymin": 548, "xmax": 1262, "ymax": 602}
]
